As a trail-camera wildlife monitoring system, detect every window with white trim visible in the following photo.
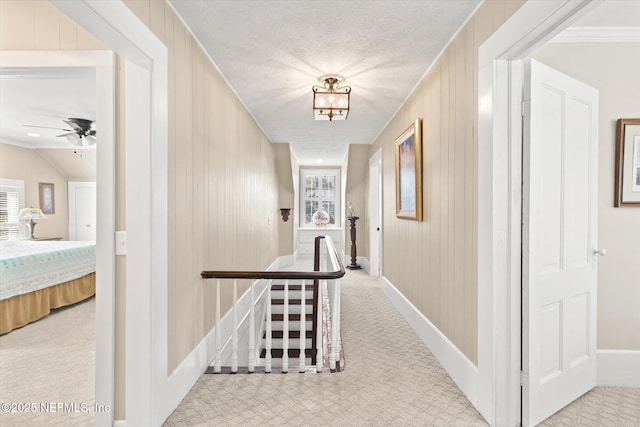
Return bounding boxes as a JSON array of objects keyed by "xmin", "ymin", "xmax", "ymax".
[
  {"xmin": 0, "ymin": 179, "xmax": 25, "ymax": 241},
  {"xmin": 301, "ymin": 169, "xmax": 340, "ymax": 227}
]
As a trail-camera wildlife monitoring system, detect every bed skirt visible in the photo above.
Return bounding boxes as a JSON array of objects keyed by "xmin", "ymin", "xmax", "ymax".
[{"xmin": 0, "ymin": 273, "xmax": 95, "ymax": 334}]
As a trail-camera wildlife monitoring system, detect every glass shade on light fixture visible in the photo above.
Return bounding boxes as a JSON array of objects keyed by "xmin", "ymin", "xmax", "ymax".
[
  {"xmin": 313, "ymin": 75, "xmax": 350, "ymax": 121},
  {"xmin": 18, "ymin": 207, "xmax": 47, "ymax": 239},
  {"xmin": 66, "ymin": 133, "xmax": 97, "ymax": 147}
]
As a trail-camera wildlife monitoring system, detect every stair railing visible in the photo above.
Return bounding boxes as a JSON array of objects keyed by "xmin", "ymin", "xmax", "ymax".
[{"xmin": 201, "ymin": 235, "xmax": 345, "ymax": 373}]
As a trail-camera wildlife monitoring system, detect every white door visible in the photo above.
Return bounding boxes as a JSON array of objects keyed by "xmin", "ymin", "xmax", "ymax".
[
  {"xmin": 69, "ymin": 181, "xmax": 97, "ymax": 241},
  {"xmin": 368, "ymin": 149, "xmax": 382, "ymax": 276},
  {"xmin": 522, "ymin": 60, "xmax": 599, "ymax": 426}
]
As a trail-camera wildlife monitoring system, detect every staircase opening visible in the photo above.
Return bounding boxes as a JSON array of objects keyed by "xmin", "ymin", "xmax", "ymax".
[{"xmin": 202, "ymin": 235, "xmax": 345, "ymax": 374}]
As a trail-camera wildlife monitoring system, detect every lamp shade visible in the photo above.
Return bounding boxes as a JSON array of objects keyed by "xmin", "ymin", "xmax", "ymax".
[{"xmin": 18, "ymin": 207, "xmax": 47, "ymax": 220}]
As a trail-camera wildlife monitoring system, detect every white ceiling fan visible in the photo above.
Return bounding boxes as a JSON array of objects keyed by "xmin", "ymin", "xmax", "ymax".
[{"xmin": 25, "ymin": 118, "xmax": 96, "ymax": 146}]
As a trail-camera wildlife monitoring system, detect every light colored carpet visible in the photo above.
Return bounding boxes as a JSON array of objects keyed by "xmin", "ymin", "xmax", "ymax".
[
  {"xmin": 164, "ymin": 269, "xmax": 640, "ymax": 427},
  {"xmin": 0, "ymin": 297, "xmax": 95, "ymax": 427},
  {"xmin": 1, "ymin": 273, "xmax": 637, "ymax": 427}
]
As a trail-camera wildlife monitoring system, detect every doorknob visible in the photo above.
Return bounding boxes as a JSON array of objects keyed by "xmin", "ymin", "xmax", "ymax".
[{"xmin": 593, "ymin": 248, "xmax": 607, "ymax": 256}]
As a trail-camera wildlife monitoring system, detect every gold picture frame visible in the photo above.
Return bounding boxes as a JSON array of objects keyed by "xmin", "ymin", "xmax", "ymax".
[
  {"xmin": 614, "ymin": 118, "xmax": 640, "ymax": 207},
  {"xmin": 394, "ymin": 118, "xmax": 423, "ymax": 221}
]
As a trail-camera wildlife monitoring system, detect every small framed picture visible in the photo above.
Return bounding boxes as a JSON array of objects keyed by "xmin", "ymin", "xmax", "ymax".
[
  {"xmin": 39, "ymin": 182, "xmax": 55, "ymax": 214},
  {"xmin": 394, "ymin": 118, "xmax": 423, "ymax": 221},
  {"xmin": 614, "ymin": 118, "xmax": 640, "ymax": 207}
]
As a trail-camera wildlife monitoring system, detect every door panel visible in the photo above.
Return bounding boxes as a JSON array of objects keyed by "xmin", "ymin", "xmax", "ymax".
[
  {"xmin": 368, "ymin": 149, "xmax": 382, "ymax": 276},
  {"xmin": 522, "ymin": 60, "xmax": 599, "ymax": 426},
  {"xmin": 69, "ymin": 182, "xmax": 97, "ymax": 241}
]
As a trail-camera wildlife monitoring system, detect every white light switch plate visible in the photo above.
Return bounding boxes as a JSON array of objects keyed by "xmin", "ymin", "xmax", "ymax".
[{"xmin": 115, "ymin": 231, "xmax": 127, "ymax": 255}]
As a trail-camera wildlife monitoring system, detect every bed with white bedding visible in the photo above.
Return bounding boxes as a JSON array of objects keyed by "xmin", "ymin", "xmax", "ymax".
[{"xmin": 0, "ymin": 240, "xmax": 96, "ymax": 334}]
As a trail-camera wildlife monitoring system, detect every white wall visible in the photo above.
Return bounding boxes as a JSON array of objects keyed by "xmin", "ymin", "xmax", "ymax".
[{"xmin": 532, "ymin": 42, "xmax": 640, "ymax": 351}]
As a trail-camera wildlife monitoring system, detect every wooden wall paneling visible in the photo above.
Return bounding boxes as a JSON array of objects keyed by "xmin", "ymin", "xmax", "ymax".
[
  {"xmin": 453, "ymin": 33, "xmax": 466, "ymax": 350},
  {"xmin": 439, "ymin": 51, "xmax": 451, "ymax": 337},
  {"xmin": 447, "ymin": 43, "xmax": 456, "ymax": 345},
  {"xmin": 34, "ymin": 1, "xmax": 60, "ymax": 50},
  {"xmin": 420, "ymin": 77, "xmax": 432, "ymax": 318},
  {"xmin": 204, "ymin": 64, "xmax": 219, "ymax": 331},
  {"xmin": 172, "ymin": 10, "xmax": 189, "ymax": 367},
  {"xmin": 465, "ymin": 20, "xmax": 477, "ymax": 363},
  {"xmin": 0, "ymin": 1, "xmax": 34, "ymax": 49},
  {"xmin": 491, "ymin": 0, "xmax": 507, "ymax": 33},
  {"xmin": 429, "ymin": 68, "xmax": 442, "ymax": 327},
  {"xmin": 200, "ymin": 53, "xmax": 211, "ymax": 333},
  {"xmin": 192, "ymin": 44, "xmax": 205, "ymax": 344},
  {"xmin": 416, "ymin": 92, "xmax": 426, "ymax": 311},
  {"xmin": 124, "ymin": 0, "xmax": 150, "ymax": 27},
  {"xmin": 58, "ymin": 13, "xmax": 78, "ymax": 50},
  {"xmin": 149, "ymin": 0, "xmax": 165, "ymax": 41}
]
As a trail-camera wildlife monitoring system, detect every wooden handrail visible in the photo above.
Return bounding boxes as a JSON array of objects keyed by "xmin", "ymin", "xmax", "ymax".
[
  {"xmin": 202, "ymin": 235, "xmax": 344, "ymax": 372},
  {"xmin": 201, "ymin": 236, "xmax": 345, "ymax": 280}
]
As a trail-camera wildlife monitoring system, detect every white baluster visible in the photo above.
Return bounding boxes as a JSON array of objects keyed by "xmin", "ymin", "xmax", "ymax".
[
  {"xmin": 330, "ymin": 279, "xmax": 339, "ymax": 371},
  {"xmin": 282, "ymin": 279, "xmax": 289, "ymax": 373},
  {"xmin": 231, "ymin": 279, "xmax": 238, "ymax": 373},
  {"xmin": 265, "ymin": 280, "xmax": 272, "ymax": 373},
  {"xmin": 316, "ymin": 279, "xmax": 323, "ymax": 373},
  {"xmin": 299, "ymin": 279, "xmax": 306, "ymax": 373},
  {"xmin": 214, "ymin": 279, "xmax": 221, "ymax": 373},
  {"xmin": 248, "ymin": 280, "xmax": 255, "ymax": 373}
]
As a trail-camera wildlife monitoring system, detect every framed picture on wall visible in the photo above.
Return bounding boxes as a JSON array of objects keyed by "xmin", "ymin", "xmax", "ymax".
[
  {"xmin": 39, "ymin": 182, "xmax": 55, "ymax": 214},
  {"xmin": 614, "ymin": 118, "xmax": 640, "ymax": 207},
  {"xmin": 394, "ymin": 118, "xmax": 423, "ymax": 221}
]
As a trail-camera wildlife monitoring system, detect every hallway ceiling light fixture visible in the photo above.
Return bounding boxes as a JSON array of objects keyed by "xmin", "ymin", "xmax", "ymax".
[{"xmin": 313, "ymin": 74, "xmax": 350, "ymax": 121}]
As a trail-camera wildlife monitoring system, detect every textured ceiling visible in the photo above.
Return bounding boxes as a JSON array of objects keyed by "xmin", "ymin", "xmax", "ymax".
[
  {"xmin": 169, "ymin": 0, "xmax": 482, "ymax": 164},
  {"xmin": 0, "ymin": 1, "xmax": 636, "ymax": 166}
]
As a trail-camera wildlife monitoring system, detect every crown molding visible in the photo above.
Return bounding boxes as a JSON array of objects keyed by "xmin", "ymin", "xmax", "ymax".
[{"xmin": 551, "ymin": 26, "xmax": 640, "ymax": 43}]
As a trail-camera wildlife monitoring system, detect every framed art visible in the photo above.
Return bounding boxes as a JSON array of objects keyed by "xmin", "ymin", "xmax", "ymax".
[
  {"xmin": 394, "ymin": 118, "xmax": 423, "ymax": 220},
  {"xmin": 39, "ymin": 182, "xmax": 55, "ymax": 214},
  {"xmin": 614, "ymin": 118, "xmax": 640, "ymax": 207}
]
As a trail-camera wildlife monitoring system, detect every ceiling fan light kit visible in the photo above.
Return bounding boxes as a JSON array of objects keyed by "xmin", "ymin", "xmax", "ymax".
[
  {"xmin": 24, "ymin": 117, "xmax": 96, "ymax": 147},
  {"xmin": 312, "ymin": 74, "xmax": 350, "ymax": 121}
]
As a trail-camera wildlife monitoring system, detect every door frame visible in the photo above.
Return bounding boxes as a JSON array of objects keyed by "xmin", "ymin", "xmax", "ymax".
[
  {"xmin": 0, "ymin": 49, "xmax": 115, "ymax": 426},
  {"xmin": 476, "ymin": 0, "xmax": 602, "ymax": 425},
  {"xmin": 368, "ymin": 148, "xmax": 382, "ymax": 276},
  {"xmin": 49, "ymin": 1, "xmax": 169, "ymax": 426},
  {"xmin": 68, "ymin": 181, "xmax": 97, "ymax": 241}
]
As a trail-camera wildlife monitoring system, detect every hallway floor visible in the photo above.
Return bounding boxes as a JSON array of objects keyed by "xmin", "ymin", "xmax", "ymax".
[{"xmin": 164, "ymin": 268, "xmax": 640, "ymax": 426}]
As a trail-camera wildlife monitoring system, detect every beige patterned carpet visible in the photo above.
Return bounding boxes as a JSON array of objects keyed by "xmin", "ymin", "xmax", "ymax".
[
  {"xmin": 0, "ymin": 271, "xmax": 637, "ymax": 426},
  {"xmin": 163, "ymin": 268, "xmax": 640, "ymax": 427},
  {"xmin": 0, "ymin": 297, "xmax": 95, "ymax": 427}
]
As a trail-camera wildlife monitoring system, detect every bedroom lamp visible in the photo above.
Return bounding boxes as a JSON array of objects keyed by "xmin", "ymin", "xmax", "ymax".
[
  {"xmin": 18, "ymin": 207, "xmax": 47, "ymax": 239},
  {"xmin": 313, "ymin": 74, "xmax": 351, "ymax": 121}
]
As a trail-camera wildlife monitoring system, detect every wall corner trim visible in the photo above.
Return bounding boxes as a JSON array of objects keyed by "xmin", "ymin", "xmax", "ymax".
[
  {"xmin": 597, "ymin": 349, "xmax": 640, "ymax": 387},
  {"xmin": 379, "ymin": 276, "xmax": 481, "ymax": 414}
]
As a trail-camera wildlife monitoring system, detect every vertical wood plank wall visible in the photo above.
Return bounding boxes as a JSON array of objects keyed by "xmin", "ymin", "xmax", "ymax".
[
  {"xmin": 122, "ymin": 0, "xmax": 281, "ymax": 373},
  {"xmin": 369, "ymin": 0, "xmax": 526, "ymax": 364}
]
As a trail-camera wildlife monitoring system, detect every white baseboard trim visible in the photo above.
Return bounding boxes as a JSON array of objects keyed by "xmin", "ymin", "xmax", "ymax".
[
  {"xmin": 380, "ymin": 276, "xmax": 479, "ymax": 407},
  {"xmin": 597, "ymin": 349, "xmax": 640, "ymax": 387},
  {"xmin": 158, "ymin": 256, "xmax": 283, "ymax": 425}
]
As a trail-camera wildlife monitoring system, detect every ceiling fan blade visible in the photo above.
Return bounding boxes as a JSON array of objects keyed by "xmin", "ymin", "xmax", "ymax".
[
  {"xmin": 63, "ymin": 119, "xmax": 84, "ymax": 131},
  {"xmin": 24, "ymin": 124, "xmax": 71, "ymax": 131},
  {"xmin": 57, "ymin": 131, "xmax": 78, "ymax": 137}
]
